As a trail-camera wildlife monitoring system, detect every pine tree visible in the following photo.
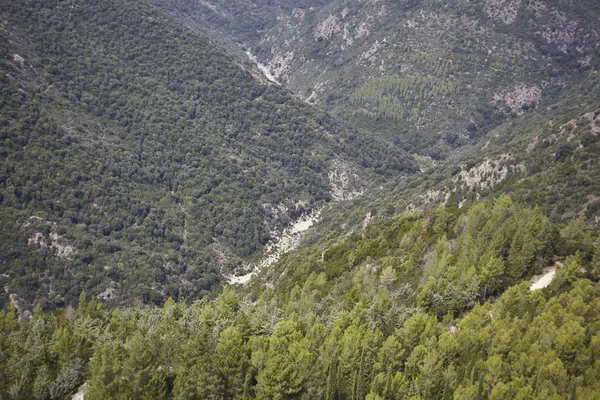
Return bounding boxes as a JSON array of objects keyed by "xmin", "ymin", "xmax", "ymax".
[
  {"xmin": 255, "ymin": 316, "xmax": 310, "ymax": 399},
  {"xmin": 215, "ymin": 326, "xmax": 248, "ymax": 399}
]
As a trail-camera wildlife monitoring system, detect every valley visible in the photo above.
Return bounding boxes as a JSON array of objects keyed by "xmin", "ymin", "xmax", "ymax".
[
  {"xmin": 0, "ymin": 0, "xmax": 599, "ymax": 399},
  {"xmin": 228, "ymin": 209, "xmax": 321, "ymax": 284},
  {"xmin": 148, "ymin": 0, "xmax": 600, "ymax": 157}
]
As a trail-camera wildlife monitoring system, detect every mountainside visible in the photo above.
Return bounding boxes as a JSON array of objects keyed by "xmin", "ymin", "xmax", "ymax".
[
  {"xmin": 310, "ymin": 97, "xmax": 600, "ymax": 245},
  {"xmin": 0, "ymin": 0, "xmax": 417, "ymax": 309},
  {"xmin": 144, "ymin": 0, "xmax": 331, "ymax": 44},
  {"xmin": 148, "ymin": 0, "xmax": 600, "ymax": 157},
  {"xmin": 1, "ymin": 0, "xmax": 600, "ymax": 398},
  {"xmin": 142, "ymin": 0, "xmax": 600, "ymax": 245},
  {"xmin": 1, "ymin": 197, "xmax": 599, "ymax": 399}
]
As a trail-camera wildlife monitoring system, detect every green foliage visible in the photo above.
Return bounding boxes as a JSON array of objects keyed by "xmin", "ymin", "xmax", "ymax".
[
  {"xmin": 157, "ymin": 0, "xmax": 600, "ymax": 158},
  {"xmin": 145, "ymin": 0, "xmax": 331, "ymax": 44},
  {"xmin": 0, "ymin": 0, "xmax": 599, "ymax": 396},
  {"xmin": 0, "ymin": 198, "xmax": 599, "ymax": 399},
  {"xmin": 351, "ymin": 74, "xmax": 460, "ymax": 124},
  {"xmin": 258, "ymin": 195, "xmax": 567, "ymax": 320},
  {"xmin": 0, "ymin": 0, "xmax": 416, "ymax": 308},
  {"xmin": 255, "ymin": 315, "xmax": 311, "ymax": 399},
  {"xmin": 0, "ymin": 309, "xmax": 90, "ymax": 399}
]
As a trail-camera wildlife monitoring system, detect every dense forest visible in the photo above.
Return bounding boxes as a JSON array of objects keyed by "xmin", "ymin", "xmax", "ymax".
[
  {"xmin": 0, "ymin": 0, "xmax": 415, "ymax": 309},
  {"xmin": 1, "ymin": 0, "xmax": 600, "ymax": 398},
  {"xmin": 1, "ymin": 198, "xmax": 599, "ymax": 399},
  {"xmin": 145, "ymin": 0, "xmax": 332, "ymax": 44},
  {"xmin": 291, "ymin": 99, "xmax": 600, "ymax": 261},
  {"xmin": 150, "ymin": 0, "xmax": 600, "ymax": 157}
]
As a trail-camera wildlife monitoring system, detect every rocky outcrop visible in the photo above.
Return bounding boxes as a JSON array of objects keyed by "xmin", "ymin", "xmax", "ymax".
[
  {"xmin": 493, "ymin": 85, "xmax": 542, "ymax": 114},
  {"xmin": 328, "ymin": 159, "xmax": 363, "ymax": 201},
  {"xmin": 453, "ymin": 154, "xmax": 520, "ymax": 191},
  {"xmin": 485, "ymin": 0, "xmax": 523, "ymax": 25},
  {"xmin": 27, "ymin": 229, "xmax": 76, "ymax": 260}
]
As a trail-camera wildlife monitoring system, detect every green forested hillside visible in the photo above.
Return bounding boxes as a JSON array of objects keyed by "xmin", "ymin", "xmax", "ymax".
[
  {"xmin": 248, "ymin": 196, "xmax": 598, "ymax": 315},
  {"xmin": 1, "ymin": 198, "xmax": 599, "ymax": 399},
  {"xmin": 151, "ymin": 0, "xmax": 600, "ymax": 157},
  {"xmin": 0, "ymin": 0, "xmax": 416, "ymax": 309},
  {"xmin": 261, "ymin": 0, "xmax": 600, "ymax": 157},
  {"xmin": 1, "ymin": 0, "xmax": 600, "ymax": 398},
  {"xmin": 305, "ymin": 98, "xmax": 600, "ymax": 249},
  {"xmin": 144, "ymin": 0, "xmax": 331, "ymax": 44}
]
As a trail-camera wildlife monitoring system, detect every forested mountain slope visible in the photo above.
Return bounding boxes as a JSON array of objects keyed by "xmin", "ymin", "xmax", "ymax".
[
  {"xmin": 145, "ymin": 0, "xmax": 331, "ymax": 44},
  {"xmin": 309, "ymin": 96, "xmax": 600, "ymax": 244},
  {"xmin": 1, "ymin": 198, "xmax": 599, "ymax": 399},
  {"xmin": 148, "ymin": 0, "xmax": 600, "ymax": 157},
  {"xmin": 0, "ymin": 0, "xmax": 416, "ymax": 310},
  {"xmin": 1, "ymin": 0, "xmax": 599, "ymax": 398}
]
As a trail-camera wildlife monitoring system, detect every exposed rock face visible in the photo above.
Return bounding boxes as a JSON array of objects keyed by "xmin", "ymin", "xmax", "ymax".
[
  {"xmin": 559, "ymin": 111, "xmax": 600, "ymax": 140},
  {"xmin": 421, "ymin": 189, "xmax": 451, "ymax": 206},
  {"xmin": 328, "ymin": 159, "xmax": 363, "ymax": 201},
  {"xmin": 407, "ymin": 150, "xmax": 533, "ymax": 212},
  {"xmin": 268, "ymin": 51, "xmax": 295, "ymax": 79},
  {"xmin": 493, "ymin": 85, "xmax": 542, "ymax": 114},
  {"xmin": 71, "ymin": 383, "xmax": 87, "ymax": 400},
  {"xmin": 9, "ymin": 293, "xmax": 32, "ymax": 321},
  {"xmin": 28, "ymin": 231, "xmax": 47, "ymax": 247},
  {"xmin": 199, "ymin": 0, "xmax": 218, "ymax": 13},
  {"xmin": 537, "ymin": 9, "xmax": 579, "ymax": 53},
  {"xmin": 27, "ymin": 229, "xmax": 76, "ymax": 260},
  {"xmin": 315, "ymin": 15, "xmax": 342, "ymax": 39},
  {"xmin": 242, "ymin": 0, "xmax": 598, "ymax": 156},
  {"xmin": 148, "ymin": 0, "xmax": 599, "ymax": 157},
  {"xmin": 453, "ymin": 154, "xmax": 514, "ymax": 191},
  {"xmin": 49, "ymin": 232, "xmax": 76, "ymax": 259},
  {"xmin": 12, "ymin": 53, "xmax": 25, "ymax": 66},
  {"xmin": 228, "ymin": 210, "xmax": 321, "ymax": 285},
  {"xmin": 97, "ymin": 287, "xmax": 116, "ymax": 300}
]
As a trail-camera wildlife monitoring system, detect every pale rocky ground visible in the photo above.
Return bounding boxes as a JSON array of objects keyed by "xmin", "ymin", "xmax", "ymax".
[
  {"xmin": 228, "ymin": 159, "xmax": 365, "ymax": 284},
  {"xmin": 71, "ymin": 383, "xmax": 87, "ymax": 400},
  {"xmin": 328, "ymin": 159, "xmax": 363, "ymax": 201},
  {"xmin": 493, "ymin": 85, "xmax": 542, "ymax": 115},
  {"xmin": 228, "ymin": 210, "xmax": 321, "ymax": 284},
  {"xmin": 25, "ymin": 216, "xmax": 77, "ymax": 260},
  {"xmin": 530, "ymin": 265, "xmax": 558, "ymax": 290}
]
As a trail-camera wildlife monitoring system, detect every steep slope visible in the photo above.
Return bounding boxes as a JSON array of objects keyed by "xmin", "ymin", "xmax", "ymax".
[
  {"xmin": 1, "ymin": 197, "xmax": 598, "ymax": 399},
  {"xmin": 0, "ymin": 1, "xmax": 599, "ymax": 399},
  {"xmin": 148, "ymin": 0, "xmax": 600, "ymax": 157},
  {"xmin": 0, "ymin": 0, "xmax": 417, "ymax": 309},
  {"xmin": 144, "ymin": 0, "xmax": 331, "ymax": 44},
  {"xmin": 303, "ymin": 96, "xmax": 600, "ymax": 249}
]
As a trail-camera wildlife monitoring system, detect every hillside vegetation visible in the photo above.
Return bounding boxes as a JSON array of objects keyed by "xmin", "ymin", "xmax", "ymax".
[
  {"xmin": 0, "ymin": 0, "xmax": 416, "ymax": 309},
  {"xmin": 1, "ymin": 0, "xmax": 600, "ymax": 398},
  {"xmin": 260, "ymin": 0, "xmax": 600, "ymax": 157},
  {"xmin": 1, "ymin": 198, "xmax": 599, "ymax": 399},
  {"xmin": 299, "ymin": 93, "xmax": 600, "ymax": 252},
  {"xmin": 150, "ymin": 0, "xmax": 600, "ymax": 157}
]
